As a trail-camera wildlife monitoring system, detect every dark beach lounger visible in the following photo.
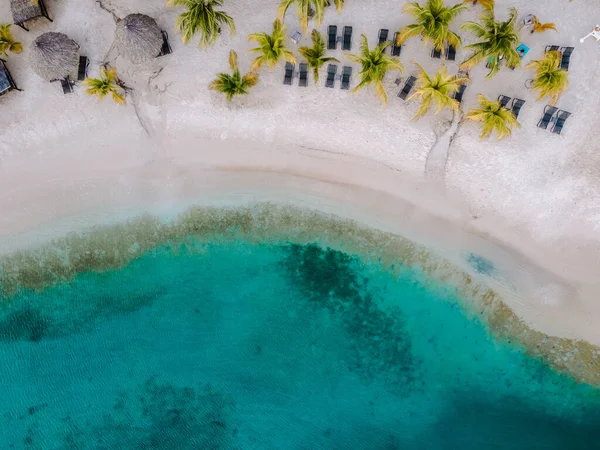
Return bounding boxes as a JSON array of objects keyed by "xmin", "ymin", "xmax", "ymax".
[
  {"xmin": 431, "ymin": 47, "xmax": 442, "ymax": 59},
  {"xmin": 61, "ymin": 77, "xmax": 74, "ymax": 94},
  {"xmin": 398, "ymin": 75, "xmax": 416, "ymax": 100},
  {"xmin": 445, "ymin": 44, "xmax": 456, "ymax": 61},
  {"xmin": 454, "ymin": 84, "xmax": 467, "ymax": 104},
  {"xmin": 378, "ymin": 29, "xmax": 389, "ymax": 49},
  {"xmin": 545, "ymin": 45, "xmax": 559, "ymax": 53},
  {"xmin": 283, "ymin": 62, "xmax": 294, "ymax": 85},
  {"xmin": 391, "ymin": 32, "xmax": 402, "ymax": 57},
  {"xmin": 510, "ymin": 98, "xmax": 525, "ymax": 119},
  {"xmin": 77, "ymin": 56, "xmax": 89, "ymax": 81},
  {"xmin": 328, "ymin": 25, "xmax": 337, "ymax": 50},
  {"xmin": 551, "ymin": 110, "xmax": 571, "ymax": 135},
  {"xmin": 0, "ymin": 58, "xmax": 21, "ymax": 95},
  {"xmin": 342, "ymin": 26, "xmax": 352, "ymax": 51},
  {"xmin": 560, "ymin": 47, "xmax": 574, "ymax": 71},
  {"xmin": 498, "ymin": 95, "xmax": 511, "ymax": 108},
  {"xmin": 158, "ymin": 30, "xmax": 172, "ymax": 56},
  {"xmin": 537, "ymin": 105, "xmax": 558, "ymax": 129},
  {"xmin": 298, "ymin": 63, "xmax": 308, "ymax": 87},
  {"xmin": 340, "ymin": 66, "xmax": 352, "ymax": 90},
  {"xmin": 12, "ymin": 0, "xmax": 53, "ymax": 31},
  {"xmin": 325, "ymin": 64, "xmax": 337, "ymax": 88}
]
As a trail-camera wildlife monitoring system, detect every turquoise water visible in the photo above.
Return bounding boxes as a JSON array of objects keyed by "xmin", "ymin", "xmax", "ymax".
[{"xmin": 1, "ymin": 238, "xmax": 600, "ymax": 449}]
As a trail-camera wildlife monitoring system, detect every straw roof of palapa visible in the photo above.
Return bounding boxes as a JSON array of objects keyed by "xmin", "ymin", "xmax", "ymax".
[
  {"xmin": 114, "ymin": 14, "xmax": 163, "ymax": 64},
  {"xmin": 10, "ymin": 0, "xmax": 42, "ymax": 25},
  {"xmin": 29, "ymin": 32, "xmax": 80, "ymax": 82}
]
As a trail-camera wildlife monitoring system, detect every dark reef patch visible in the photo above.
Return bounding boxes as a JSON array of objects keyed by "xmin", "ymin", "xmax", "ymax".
[{"xmin": 283, "ymin": 243, "xmax": 418, "ymax": 388}]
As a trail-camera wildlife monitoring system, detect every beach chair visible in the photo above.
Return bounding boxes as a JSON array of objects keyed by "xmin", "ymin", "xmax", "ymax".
[
  {"xmin": 12, "ymin": 0, "xmax": 53, "ymax": 31},
  {"xmin": 498, "ymin": 95, "xmax": 511, "ymax": 108},
  {"xmin": 328, "ymin": 25, "xmax": 337, "ymax": 50},
  {"xmin": 510, "ymin": 98, "xmax": 525, "ymax": 119},
  {"xmin": 290, "ymin": 30, "xmax": 302, "ymax": 45},
  {"xmin": 545, "ymin": 45, "xmax": 559, "ymax": 53},
  {"xmin": 391, "ymin": 32, "xmax": 402, "ymax": 57},
  {"xmin": 298, "ymin": 63, "xmax": 308, "ymax": 87},
  {"xmin": 77, "ymin": 56, "xmax": 90, "ymax": 81},
  {"xmin": 378, "ymin": 29, "xmax": 389, "ymax": 49},
  {"xmin": 445, "ymin": 44, "xmax": 456, "ymax": 61},
  {"xmin": 283, "ymin": 62, "xmax": 294, "ymax": 85},
  {"xmin": 560, "ymin": 47, "xmax": 574, "ymax": 71},
  {"xmin": 537, "ymin": 105, "xmax": 558, "ymax": 129},
  {"xmin": 325, "ymin": 64, "xmax": 337, "ymax": 88},
  {"xmin": 0, "ymin": 59, "xmax": 21, "ymax": 96},
  {"xmin": 398, "ymin": 75, "xmax": 416, "ymax": 100},
  {"xmin": 158, "ymin": 31, "xmax": 172, "ymax": 57},
  {"xmin": 342, "ymin": 26, "xmax": 353, "ymax": 51},
  {"xmin": 60, "ymin": 77, "xmax": 74, "ymax": 94},
  {"xmin": 551, "ymin": 110, "xmax": 571, "ymax": 135},
  {"xmin": 454, "ymin": 84, "xmax": 467, "ymax": 104},
  {"xmin": 340, "ymin": 66, "xmax": 352, "ymax": 90},
  {"xmin": 431, "ymin": 47, "xmax": 442, "ymax": 59}
]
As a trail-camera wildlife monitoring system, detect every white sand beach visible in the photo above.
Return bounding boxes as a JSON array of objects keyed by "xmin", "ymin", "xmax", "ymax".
[{"xmin": 1, "ymin": 0, "xmax": 600, "ymax": 347}]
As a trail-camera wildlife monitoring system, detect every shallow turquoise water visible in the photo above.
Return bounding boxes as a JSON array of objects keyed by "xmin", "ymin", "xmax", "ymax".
[{"xmin": 1, "ymin": 239, "xmax": 600, "ymax": 449}]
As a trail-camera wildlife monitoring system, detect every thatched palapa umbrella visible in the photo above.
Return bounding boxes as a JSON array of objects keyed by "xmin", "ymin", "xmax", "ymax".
[
  {"xmin": 114, "ymin": 14, "xmax": 163, "ymax": 64},
  {"xmin": 29, "ymin": 32, "xmax": 79, "ymax": 81}
]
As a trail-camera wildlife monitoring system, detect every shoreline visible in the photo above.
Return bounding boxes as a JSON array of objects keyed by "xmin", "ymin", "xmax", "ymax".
[{"xmin": 1, "ymin": 134, "xmax": 599, "ymax": 350}]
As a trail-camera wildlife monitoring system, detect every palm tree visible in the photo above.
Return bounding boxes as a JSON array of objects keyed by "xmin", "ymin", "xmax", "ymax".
[
  {"xmin": 466, "ymin": 94, "xmax": 520, "ymax": 139},
  {"xmin": 278, "ymin": 0, "xmax": 344, "ymax": 33},
  {"xmin": 209, "ymin": 50, "xmax": 259, "ymax": 101},
  {"xmin": 0, "ymin": 24, "xmax": 22, "ymax": 56},
  {"xmin": 462, "ymin": 0, "xmax": 494, "ymax": 10},
  {"xmin": 298, "ymin": 29, "xmax": 339, "ymax": 83},
  {"xmin": 396, "ymin": 0, "xmax": 467, "ymax": 53},
  {"xmin": 167, "ymin": 0, "xmax": 235, "ymax": 48},
  {"xmin": 525, "ymin": 50, "xmax": 568, "ymax": 104},
  {"xmin": 461, "ymin": 7, "xmax": 521, "ymax": 78},
  {"xmin": 84, "ymin": 66, "xmax": 126, "ymax": 104},
  {"xmin": 345, "ymin": 35, "xmax": 403, "ymax": 105},
  {"xmin": 531, "ymin": 17, "xmax": 557, "ymax": 34},
  {"xmin": 408, "ymin": 63, "xmax": 469, "ymax": 120},
  {"xmin": 248, "ymin": 20, "xmax": 296, "ymax": 71}
]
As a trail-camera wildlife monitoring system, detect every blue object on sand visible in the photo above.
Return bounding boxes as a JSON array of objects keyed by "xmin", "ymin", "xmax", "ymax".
[{"xmin": 516, "ymin": 43, "xmax": 530, "ymax": 59}]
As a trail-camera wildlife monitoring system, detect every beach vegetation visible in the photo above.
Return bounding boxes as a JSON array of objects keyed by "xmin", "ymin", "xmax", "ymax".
[
  {"xmin": 209, "ymin": 50, "xmax": 259, "ymax": 101},
  {"xmin": 84, "ymin": 66, "xmax": 126, "ymax": 105},
  {"xmin": 525, "ymin": 50, "xmax": 568, "ymax": 104},
  {"xmin": 298, "ymin": 29, "xmax": 340, "ymax": 84},
  {"xmin": 408, "ymin": 63, "xmax": 469, "ymax": 120},
  {"xmin": 463, "ymin": 0, "xmax": 494, "ymax": 10},
  {"xmin": 460, "ymin": 7, "xmax": 521, "ymax": 78},
  {"xmin": 0, "ymin": 24, "xmax": 22, "ymax": 56},
  {"xmin": 167, "ymin": 0, "xmax": 235, "ymax": 48},
  {"xmin": 531, "ymin": 17, "xmax": 557, "ymax": 34},
  {"xmin": 396, "ymin": 0, "xmax": 467, "ymax": 53},
  {"xmin": 466, "ymin": 94, "xmax": 520, "ymax": 139},
  {"xmin": 248, "ymin": 19, "xmax": 297, "ymax": 71},
  {"xmin": 278, "ymin": 0, "xmax": 344, "ymax": 33},
  {"xmin": 345, "ymin": 34, "xmax": 403, "ymax": 105}
]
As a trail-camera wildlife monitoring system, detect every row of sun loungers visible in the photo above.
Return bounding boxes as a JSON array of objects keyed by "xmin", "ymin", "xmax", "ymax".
[
  {"xmin": 328, "ymin": 25, "xmax": 352, "ymax": 51},
  {"xmin": 545, "ymin": 45, "xmax": 574, "ymax": 71},
  {"xmin": 325, "ymin": 64, "xmax": 352, "ymax": 89},
  {"xmin": 497, "ymin": 95, "xmax": 526, "ymax": 118},
  {"xmin": 537, "ymin": 105, "xmax": 571, "ymax": 134},
  {"xmin": 283, "ymin": 62, "xmax": 308, "ymax": 86},
  {"xmin": 431, "ymin": 44, "xmax": 456, "ymax": 61}
]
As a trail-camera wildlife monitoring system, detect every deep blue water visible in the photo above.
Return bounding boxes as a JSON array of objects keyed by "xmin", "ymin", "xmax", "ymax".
[{"xmin": 1, "ymin": 239, "xmax": 600, "ymax": 449}]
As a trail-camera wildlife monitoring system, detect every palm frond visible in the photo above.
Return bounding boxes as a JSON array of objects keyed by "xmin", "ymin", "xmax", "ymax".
[
  {"xmin": 466, "ymin": 94, "xmax": 520, "ymax": 139},
  {"xmin": 525, "ymin": 50, "xmax": 568, "ymax": 104},
  {"xmin": 167, "ymin": 0, "xmax": 235, "ymax": 48},
  {"xmin": 210, "ymin": 49, "xmax": 259, "ymax": 101},
  {"xmin": 84, "ymin": 66, "xmax": 127, "ymax": 104},
  {"xmin": 0, "ymin": 24, "xmax": 22, "ymax": 56}
]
